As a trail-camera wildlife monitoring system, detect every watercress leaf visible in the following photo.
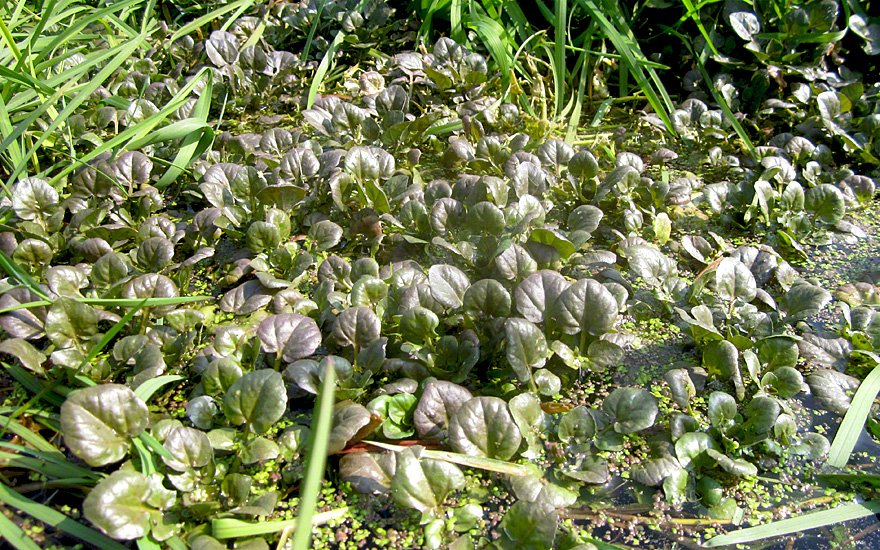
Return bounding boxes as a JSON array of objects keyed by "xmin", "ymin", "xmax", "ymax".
[
  {"xmin": 511, "ymin": 467, "xmax": 578, "ymax": 507},
  {"xmin": 428, "ymin": 264, "xmax": 470, "ymax": 309},
  {"xmin": 83, "ymin": 470, "xmax": 154, "ymax": 540},
  {"xmin": 223, "ymin": 369, "xmax": 288, "ymax": 434},
  {"xmin": 805, "ymin": 184, "xmax": 846, "ymax": 225},
  {"xmin": 414, "ymin": 380, "xmax": 473, "ymax": 441},
  {"xmin": 0, "ymin": 338, "xmax": 46, "ymax": 374},
  {"xmin": 113, "ymin": 151, "xmax": 153, "ymax": 188},
  {"xmin": 257, "ymin": 313, "xmax": 321, "ymax": 363},
  {"xmin": 781, "ymin": 281, "xmax": 832, "ymax": 322},
  {"xmin": 368, "ymin": 393, "xmax": 418, "ymax": 438},
  {"xmin": 603, "ymin": 387, "xmax": 659, "ymax": 434},
  {"xmin": 665, "ymin": 369, "xmax": 696, "ymax": 410},
  {"xmin": 537, "ymin": 138, "xmax": 574, "ymax": 169},
  {"xmin": 706, "ymin": 448, "xmax": 757, "ymax": 477},
  {"xmin": 463, "ymin": 279, "xmax": 511, "ymax": 319},
  {"xmin": 430, "ymin": 197, "xmax": 466, "ymax": 235},
  {"xmin": 758, "ymin": 336, "xmax": 800, "ymax": 371},
  {"xmin": 246, "ymin": 221, "xmax": 281, "ymax": 254},
  {"xmin": 400, "ymin": 306, "xmax": 439, "ymax": 345},
  {"xmin": 569, "ymin": 149, "xmax": 599, "ymax": 179},
  {"xmin": 742, "ymin": 396, "xmax": 781, "ymax": 442},
  {"xmin": 333, "ymin": 306, "xmax": 381, "ymax": 349},
  {"xmin": 328, "ymin": 400, "xmax": 372, "ymax": 454},
  {"xmin": 345, "ymin": 146, "xmax": 380, "ymax": 180},
  {"xmin": 391, "ymin": 446, "xmax": 465, "ymax": 513},
  {"xmin": 340, "ymin": 450, "xmax": 397, "ymax": 494},
  {"xmin": 60, "ymin": 384, "xmax": 149, "ymax": 467},
  {"xmin": 624, "ymin": 245, "xmax": 675, "ymax": 287},
  {"xmin": 675, "ymin": 431, "xmax": 718, "ymax": 469},
  {"xmin": 350, "ymin": 277, "xmax": 388, "ymax": 308},
  {"xmin": 495, "ymin": 243, "xmax": 537, "ymax": 282},
  {"xmin": 219, "ymin": 280, "xmax": 272, "ymax": 316},
  {"xmin": 798, "ymin": 331, "xmax": 853, "ymax": 370},
  {"xmin": 567, "ymin": 205, "xmax": 603, "ymax": 234},
  {"xmin": 558, "ymin": 405, "xmax": 597, "ymax": 444},
  {"xmin": 318, "ymin": 255, "xmax": 352, "ymax": 288},
  {"xmin": 489, "ymin": 501, "xmax": 557, "ymax": 550},
  {"xmin": 529, "ymin": 228, "xmax": 575, "ymax": 260},
  {"xmin": 515, "ymin": 270, "xmax": 569, "ymax": 323},
  {"xmin": 766, "ymin": 366, "xmax": 804, "ymax": 398},
  {"xmin": 45, "ymin": 296, "xmax": 98, "ymax": 349},
  {"xmin": 187, "ymin": 396, "xmax": 218, "ymax": 430},
  {"xmin": 467, "ymin": 201, "xmax": 506, "ymax": 235},
  {"xmin": 505, "ymin": 318, "xmax": 548, "ymax": 383},
  {"xmin": 809, "ymin": 0, "xmax": 838, "ymax": 32},
  {"xmin": 448, "ymin": 396, "xmax": 522, "ymax": 460},
  {"xmin": 792, "ymin": 432, "xmax": 830, "ymax": 459},
  {"xmin": 729, "ymin": 11, "xmax": 760, "ymax": 40},
  {"xmin": 162, "ymin": 425, "xmax": 213, "ymax": 471},
  {"xmin": 122, "ymin": 274, "xmax": 179, "ymax": 314},
  {"xmin": 715, "ymin": 258, "xmax": 757, "ymax": 303},
  {"xmin": 806, "ymin": 369, "xmax": 860, "ymax": 414},
  {"xmin": 533, "ymin": 369, "xmax": 561, "ymax": 396},
  {"xmin": 703, "ymin": 340, "xmax": 744, "ymax": 400},
  {"xmin": 135, "ymin": 236, "xmax": 174, "ymax": 272},
  {"xmin": 552, "ymin": 278, "xmax": 619, "ymax": 337},
  {"xmin": 309, "ymin": 220, "xmax": 343, "ymax": 251},
  {"xmin": 705, "ymin": 394, "xmax": 736, "ymax": 440},
  {"xmin": 663, "ymin": 468, "xmax": 688, "ymax": 504},
  {"xmin": 586, "ymin": 339, "xmax": 625, "ymax": 371},
  {"xmin": 12, "ymin": 177, "xmax": 60, "ymax": 221}
]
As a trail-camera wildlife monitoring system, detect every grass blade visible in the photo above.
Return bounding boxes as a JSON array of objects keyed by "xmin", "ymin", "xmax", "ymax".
[
  {"xmin": 827, "ymin": 351, "xmax": 880, "ymax": 468},
  {"xmin": 290, "ymin": 357, "xmax": 337, "ymax": 550},
  {"xmin": 211, "ymin": 507, "xmax": 350, "ymax": 539},
  {"xmin": 363, "ymin": 440, "xmax": 530, "ymax": 476},
  {"xmin": 0, "ymin": 510, "xmax": 42, "ymax": 550},
  {"xmin": 0, "ymin": 482, "xmax": 130, "ymax": 550},
  {"xmin": 703, "ymin": 499, "xmax": 880, "ymax": 547},
  {"xmin": 553, "ymin": 0, "xmax": 567, "ymax": 118},
  {"xmin": 468, "ymin": 14, "xmax": 511, "ymax": 99},
  {"xmin": 133, "ymin": 374, "xmax": 184, "ymax": 403},
  {"xmin": 0, "ymin": 250, "xmax": 49, "ymax": 298},
  {"xmin": 575, "ymin": 0, "xmax": 676, "ymax": 135},
  {"xmin": 168, "ymin": 0, "xmax": 254, "ymax": 43},
  {"xmin": 306, "ymin": 30, "xmax": 347, "ymax": 109}
]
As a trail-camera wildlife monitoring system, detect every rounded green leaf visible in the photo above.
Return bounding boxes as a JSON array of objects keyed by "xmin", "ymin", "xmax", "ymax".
[
  {"xmin": 400, "ymin": 306, "xmax": 439, "ymax": 344},
  {"xmin": 136, "ymin": 237, "xmax": 174, "ymax": 271},
  {"xmin": 223, "ymin": 369, "xmax": 288, "ymax": 434},
  {"xmin": 162, "ymin": 425, "xmax": 213, "ymax": 472},
  {"xmin": 463, "ymin": 279, "xmax": 511, "ymax": 319},
  {"xmin": 309, "ymin": 220, "xmax": 343, "ymax": 251},
  {"xmin": 448, "ymin": 396, "xmax": 522, "ymax": 460},
  {"xmin": 603, "ymin": 387, "xmax": 658, "ymax": 434},
  {"xmin": 391, "ymin": 447, "xmax": 465, "ymax": 512},
  {"xmin": 505, "ymin": 318, "xmax": 548, "ymax": 382},
  {"xmin": 805, "ymin": 184, "xmax": 846, "ymax": 225},
  {"xmin": 515, "ymin": 270, "xmax": 569, "ymax": 323},
  {"xmin": 333, "ymin": 306, "xmax": 381, "ymax": 349},
  {"xmin": 247, "ymin": 221, "xmax": 282, "ymax": 254},
  {"xmin": 414, "ymin": 380, "xmax": 473, "ymax": 441},
  {"xmin": 60, "ymin": 384, "xmax": 149, "ymax": 466},
  {"xmin": 558, "ymin": 406, "xmax": 597, "ymax": 444},
  {"xmin": 257, "ymin": 313, "xmax": 322, "ymax": 363},
  {"xmin": 715, "ymin": 258, "xmax": 757, "ymax": 303},
  {"xmin": 468, "ymin": 201, "xmax": 506, "ymax": 235},
  {"xmin": 84, "ymin": 470, "xmax": 153, "ymax": 540},
  {"xmin": 552, "ymin": 278, "xmax": 619, "ymax": 336},
  {"xmin": 428, "ymin": 264, "xmax": 470, "ymax": 309}
]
